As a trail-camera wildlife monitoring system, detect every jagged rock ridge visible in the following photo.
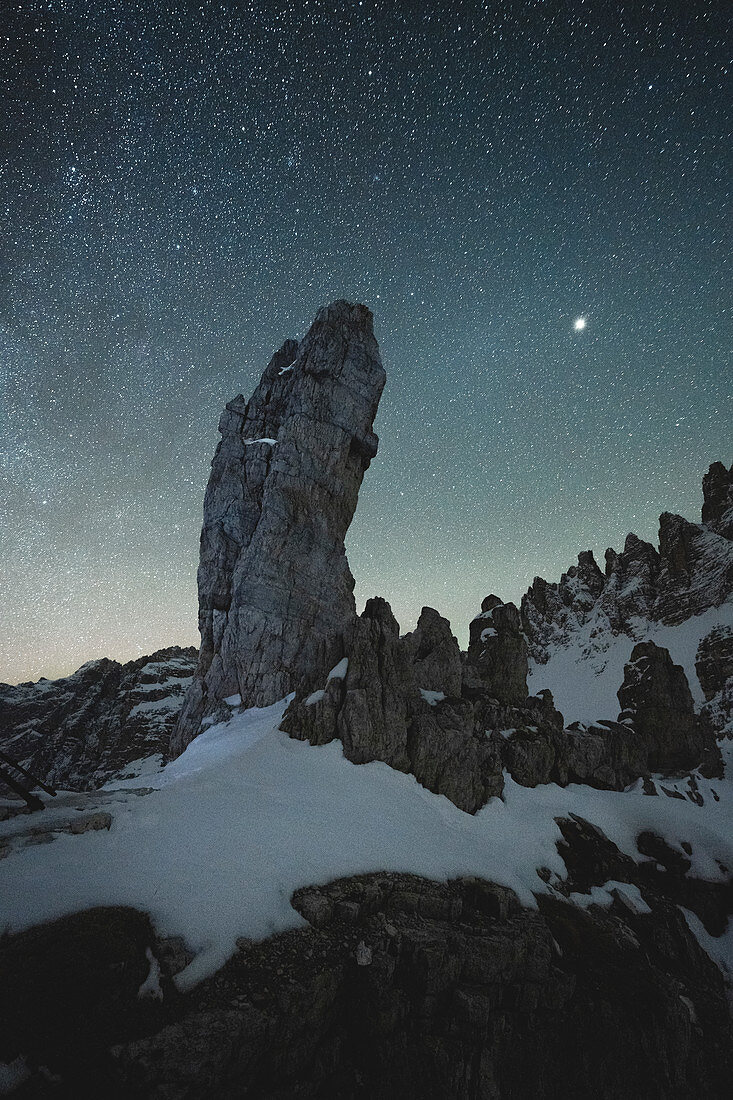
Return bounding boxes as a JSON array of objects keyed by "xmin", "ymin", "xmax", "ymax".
[
  {"xmin": 283, "ymin": 595, "xmax": 721, "ymax": 811},
  {"xmin": 172, "ymin": 300, "xmax": 385, "ymax": 756},
  {"xmin": 0, "ymin": 647, "xmax": 196, "ymax": 792},
  {"xmin": 167, "ymin": 304, "xmax": 725, "ymax": 808},
  {"xmin": 522, "ymin": 462, "xmax": 733, "ymax": 663}
]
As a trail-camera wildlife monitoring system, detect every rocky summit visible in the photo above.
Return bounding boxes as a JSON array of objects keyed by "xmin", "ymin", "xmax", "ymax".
[
  {"xmin": 172, "ymin": 300, "xmax": 385, "ymax": 756},
  {"xmin": 0, "ymin": 305, "xmax": 731, "ymax": 1099}
]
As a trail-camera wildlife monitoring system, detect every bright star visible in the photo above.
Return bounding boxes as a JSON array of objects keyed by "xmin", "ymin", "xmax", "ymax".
[{"xmin": 573, "ymin": 317, "xmax": 587, "ymax": 331}]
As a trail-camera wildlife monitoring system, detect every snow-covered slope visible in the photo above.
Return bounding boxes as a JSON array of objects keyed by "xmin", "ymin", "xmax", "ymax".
[
  {"xmin": 523, "ymin": 462, "xmax": 733, "ymax": 727},
  {"xmin": 1, "ymin": 697, "xmax": 731, "ymax": 991},
  {"xmin": 528, "ymin": 603, "xmax": 733, "ymax": 725}
]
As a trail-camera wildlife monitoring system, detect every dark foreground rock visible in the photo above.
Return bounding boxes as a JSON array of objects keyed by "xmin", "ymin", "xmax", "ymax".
[
  {"xmin": 0, "ymin": 648, "xmax": 196, "ymax": 793},
  {"xmin": 3, "ymin": 862, "xmax": 731, "ymax": 1099},
  {"xmin": 172, "ymin": 301, "xmax": 386, "ymax": 755}
]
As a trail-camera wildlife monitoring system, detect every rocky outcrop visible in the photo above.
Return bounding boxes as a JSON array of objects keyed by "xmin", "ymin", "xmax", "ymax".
[
  {"xmin": 283, "ymin": 601, "xmax": 721, "ymax": 810},
  {"xmin": 513, "ymin": 643, "xmax": 723, "ymax": 791},
  {"xmin": 172, "ymin": 301, "xmax": 386, "ymax": 756},
  {"xmin": 695, "ymin": 627, "xmax": 733, "ymax": 701},
  {"xmin": 654, "ymin": 511, "xmax": 733, "ymax": 624},
  {"xmin": 703, "ymin": 460, "xmax": 733, "ymax": 537},
  {"xmin": 281, "ymin": 599, "xmax": 504, "ymax": 814},
  {"xmin": 465, "ymin": 595, "xmax": 528, "ymax": 704},
  {"xmin": 617, "ymin": 641, "xmax": 721, "ymax": 776},
  {"xmin": 4, "ymin": 864, "xmax": 731, "ymax": 1099},
  {"xmin": 522, "ymin": 462, "xmax": 733, "ymax": 662},
  {"xmin": 697, "ymin": 626, "xmax": 733, "ymax": 740},
  {"xmin": 403, "ymin": 606, "xmax": 463, "ymax": 698},
  {"xmin": 0, "ymin": 647, "xmax": 196, "ymax": 792}
]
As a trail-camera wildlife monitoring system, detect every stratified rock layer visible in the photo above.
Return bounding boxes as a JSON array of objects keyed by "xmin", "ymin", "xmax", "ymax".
[
  {"xmin": 172, "ymin": 301, "xmax": 386, "ymax": 756},
  {"xmin": 697, "ymin": 626, "xmax": 733, "ymax": 740},
  {"xmin": 0, "ymin": 647, "xmax": 196, "ymax": 792}
]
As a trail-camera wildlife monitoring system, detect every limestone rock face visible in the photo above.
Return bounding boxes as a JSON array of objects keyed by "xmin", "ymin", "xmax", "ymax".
[
  {"xmin": 283, "ymin": 596, "xmax": 723, "ymax": 809},
  {"xmin": 0, "ymin": 647, "xmax": 196, "ymax": 792},
  {"xmin": 281, "ymin": 599, "xmax": 504, "ymax": 814},
  {"xmin": 172, "ymin": 301, "xmax": 386, "ymax": 755},
  {"xmin": 697, "ymin": 626, "xmax": 733, "ymax": 740},
  {"xmin": 465, "ymin": 595, "xmax": 528, "ymax": 704},
  {"xmin": 617, "ymin": 641, "xmax": 720, "ymax": 775},
  {"xmin": 696, "ymin": 626, "xmax": 733, "ymax": 701},
  {"xmin": 403, "ymin": 606, "xmax": 463, "ymax": 698}
]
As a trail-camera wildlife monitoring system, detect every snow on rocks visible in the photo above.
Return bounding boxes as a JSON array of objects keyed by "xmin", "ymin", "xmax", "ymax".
[
  {"xmin": 522, "ymin": 463, "xmax": 733, "ymax": 718},
  {"xmin": 1, "ymin": 697, "xmax": 731, "ymax": 991},
  {"xmin": 0, "ymin": 647, "xmax": 197, "ymax": 792},
  {"xmin": 527, "ymin": 603, "xmax": 733, "ymax": 726}
]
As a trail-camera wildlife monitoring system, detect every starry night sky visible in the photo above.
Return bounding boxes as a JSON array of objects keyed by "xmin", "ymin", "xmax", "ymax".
[{"xmin": 1, "ymin": 0, "xmax": 730, "ymax": 683}]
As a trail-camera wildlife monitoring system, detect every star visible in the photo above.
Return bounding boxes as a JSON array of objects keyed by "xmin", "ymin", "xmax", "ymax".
[{"xmin": 573, "ymin": 317, "xmax": 587, "ymax": 331}]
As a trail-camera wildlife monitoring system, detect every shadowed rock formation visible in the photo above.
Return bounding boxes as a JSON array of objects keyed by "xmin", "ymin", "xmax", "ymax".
[
  {"xmin": 172, "ymin": 301, "xmax": 386, "ymax": 756},
  {"xmin": 0, "ymin": 647, "xmax": 196, "ymax": 793},
  {"xmin": 696, "ymin": 626, "xmax": 733, "ymax": 701},
  {"xmin": 282, "ymin": 597, "xmax": 723, "ymax": 811},
  {"xmin": 465, "ymin": 594, "xmax": 529, "ymax": 704},
  {"xmin": 4, "ymin": 864, "xmax": 731, "ymax": 1099},
  {"xmin": 522, "ymin": 462, "xmax": 733, "ymax": 660},
  {"xmin": 617, "ymin": 641, "xmax": 721, "ymax": 776},
  {"xmin": 281, "ymin": 599, "xmax": 505, "ymax": 814},
  {"xmin": 703, "ymin": 460, "xmax": 733, "ymax": 537}
]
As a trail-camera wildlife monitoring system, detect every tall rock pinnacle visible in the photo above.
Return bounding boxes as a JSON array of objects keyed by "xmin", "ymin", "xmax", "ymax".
[{"xmin": 172, "ymin": 300, "xmax": 385, "ymax": 756}]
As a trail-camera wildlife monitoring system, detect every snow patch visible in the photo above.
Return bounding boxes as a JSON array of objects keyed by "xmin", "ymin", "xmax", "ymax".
[
  {"xmin": 419, "ymin": 689, "xmax": 445, "ymax": 706},
  {"xmin": 327, "ymin": 658, "xmax": 349, "ymax": 682},
  {"xmin": 528, "ymin": 603, "xmax": 733, "ymax": 725},
  {"xmin": 568, "ymin": 880, "xmax": 651, "ymax": 915},
  {"xmin": 137, "ymin": 946, "xmax": 163, "ymax": 1000},
  {"xmin": 128, "ymin": 696, "xmax": 181, "ymax": 719},
  {"xmin": 1, "ymin": 697, "xmax": 731, "ymax": 992}
]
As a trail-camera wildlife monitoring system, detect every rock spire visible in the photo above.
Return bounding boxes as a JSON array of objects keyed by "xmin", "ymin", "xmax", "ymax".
[{"xmin": 172, "ymin": 301, "xmax": 385, "ymax": 756}]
